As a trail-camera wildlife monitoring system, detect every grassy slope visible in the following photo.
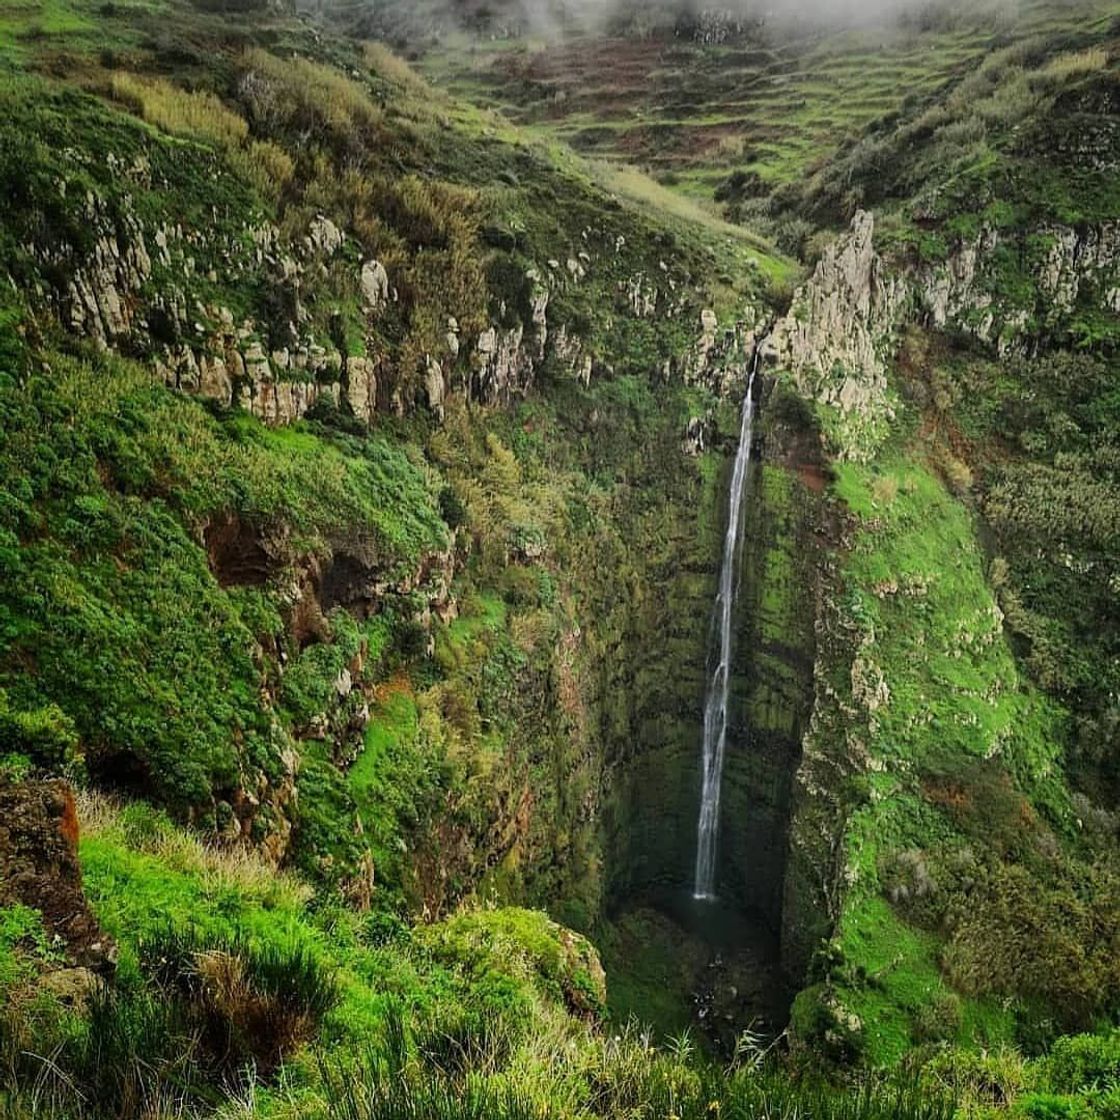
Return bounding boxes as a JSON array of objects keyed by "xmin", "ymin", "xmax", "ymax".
[
  {"xmin": 767, "ymin": 10, "xmax": 1120, "ymax": 1062},
  {"xmin": 0, "ymin": 791, "xmax": 1113, "ymax": 1118},
  {"xmin": 786, "ymin": 349, "xmax": 1119, "ymax": 1064},
  {"xmin": 0, "ymin": 0, "xmax": 1117, "ymax": 1112},
  {"xmin": 0, "ymin": 0, "xmax": 765, "ymax": 881}
]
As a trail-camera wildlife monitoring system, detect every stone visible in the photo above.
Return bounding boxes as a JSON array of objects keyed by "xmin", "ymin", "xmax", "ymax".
[
  {"xmin": 346, "ymin": 355, "xmax": 378, "ymax": 423},
  {"xmin": 0, "ymin": 779, "xmax": 116, "ymax": 975},
  {"xmin": 626, "ymin": 274, "xmax": 657, "ymax": 318},
  {"xmin": 474, "ymin": 323, "xmax": 528, "ymax": 404},
  {"xmin": 308, "ymin": 215, "xmax": 344, "ymax": 257},
  {"xmin": 683, "ymin": 414, "xmax": 710, "ymax": 456},
  {"xmin": 360, "ymin": 260, "xmax": 390, "ymax": 314},
  {"xmin": 764, "ymin": 210, "xmax": 906, "ymax": 460},
  {"xmin": 425, "ymin": 354, "xmax": 446, "ymax": 421}
]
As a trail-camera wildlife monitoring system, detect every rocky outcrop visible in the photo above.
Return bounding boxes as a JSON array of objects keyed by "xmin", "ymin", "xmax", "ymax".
[
  {"xmin": 1038, "ymin": 221, "xmax": 1120, "ymax": 314},
  {"xmin": 913, "ymin": 221, "xmax": 1120, "ymax": 350},
  {"xmin": 764, "ymin": 210, "xmax": 1120, "ymax": 460},
  {"xmin": 360, "ymin": 259, "xmax": 391, "ymax": 313},
  {"xmin": 474, "ymin": 322, "xmax": 528, "ymax": 404},
  {"xmin": 62, "ymin": 198, "xmax": 151, "ymax": 347},
  {"xmin": 764, "ymin": 211, "xmax": 907, "ymax": 462},
  {"xmin": 0, "ymin": 778, "xmax": 116, "ymax": 975},
  {"xmin": 26, "ymin": 156, "xmax": 737, "ymax": 432}
]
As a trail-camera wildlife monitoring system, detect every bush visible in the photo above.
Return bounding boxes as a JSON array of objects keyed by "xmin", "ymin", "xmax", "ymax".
[
  {"xmin": 1045, "ymin": 1031, "xmax": 1120, "ymax": 1094},
  {"xmin": 237, "ymin": 48, "xmax": 384, "ymax": 149},
  {"xmin": 942, "ymin": 860, "xmax": 1120, "ymax": 1029},
  {"xmin": 0, "ymin": 689, "xmax": 79, "ymax": 771}
]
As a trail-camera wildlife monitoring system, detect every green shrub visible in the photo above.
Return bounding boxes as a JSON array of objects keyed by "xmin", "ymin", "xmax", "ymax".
[
  {"xmin": 1045, "ymin": 1032, "xmax": 1120, "ymax": 1094},
  {"xmin": 1017, "ymin": 1092, "xmax": 1095, "ymax": 1120},
  {"xmin": 0, "ymin": 688, "xmax": 79, "ymax": 771}
]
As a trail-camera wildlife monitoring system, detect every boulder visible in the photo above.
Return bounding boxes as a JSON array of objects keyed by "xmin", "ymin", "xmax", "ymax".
[{"xmin": 361, "ymin": 260, "xmax": 390, "ymax": 314}]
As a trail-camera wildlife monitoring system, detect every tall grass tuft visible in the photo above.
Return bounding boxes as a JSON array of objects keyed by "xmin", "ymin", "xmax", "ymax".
[
  {"xmin": 1, "ymin": 985, "xmax": 212, "ymax": 1120},
  {"xmin": 107, "ymin": 73, "xmax": 248, "ymax": 148},
  {"xmin": 317, "ymin": 1049, "xmax": 553, "ymax": 1120},
  {"xmin": 138, "ymin": 923, "xmax": 339, "ymax": 1072}
]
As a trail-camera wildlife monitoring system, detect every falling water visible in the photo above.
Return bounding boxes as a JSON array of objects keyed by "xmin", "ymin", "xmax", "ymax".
[{"xmin": 693, "ymin": 341, "xmax": 762, "ymax": 902}]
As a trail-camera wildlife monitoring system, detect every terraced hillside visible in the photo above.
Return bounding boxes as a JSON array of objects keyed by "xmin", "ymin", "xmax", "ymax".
[{"xmin": 361, "ymin": 0, "xmax": 1119, "ymax": 226}]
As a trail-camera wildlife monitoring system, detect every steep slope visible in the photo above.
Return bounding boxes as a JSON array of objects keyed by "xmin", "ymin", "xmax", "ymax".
[
  {"xmin": 354, "ymin": 0, "xmax": 1120, "ymax": 1062},
  {"xmin": 0, "ymin": 0, "xmax": 816, "ymax": 1037},
  {"xmin": 1, "ymin": 0, "xmax": 1118, "ymax": 1112}
]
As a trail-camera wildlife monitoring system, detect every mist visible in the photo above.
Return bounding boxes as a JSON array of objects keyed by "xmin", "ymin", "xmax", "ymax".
[{"xmin": 387, "ymin": 0, "xmax": 1022, "ymax": 38}]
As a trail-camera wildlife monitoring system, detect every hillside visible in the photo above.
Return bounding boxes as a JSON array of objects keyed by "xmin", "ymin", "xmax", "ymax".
[{"xmin": 0, "ymin": 0, "xmax": 1118, "ymax": 1116}]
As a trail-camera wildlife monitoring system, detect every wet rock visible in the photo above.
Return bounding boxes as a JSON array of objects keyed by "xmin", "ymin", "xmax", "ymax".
[{"xmin": 683, "ymin": 414, "xmax": 710, "ymax": 456}]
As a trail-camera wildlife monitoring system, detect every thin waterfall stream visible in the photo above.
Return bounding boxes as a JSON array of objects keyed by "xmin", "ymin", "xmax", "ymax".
[{"xmin": 693, "ymin": 338, "xmax": 763, "ymax": 901}]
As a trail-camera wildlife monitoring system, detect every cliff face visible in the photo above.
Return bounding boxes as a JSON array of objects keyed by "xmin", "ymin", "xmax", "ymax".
[
  {"xmin": 764, "ymin": 208, "xmax": 1120, "ymax": 461},
  {"xmin": 0, "ymin": 26, "xmax": 793, "ymax": 946},
  {"xmin": 763, "ymin": 194, "xmax": 1120, "ymax": 1058},
  {"xmin": 0, "ymin": 780, "xmax": 114, "ymax": 968},
  {"xmin": 20, "ymin": 158, "xmax": 692, "ymax": 426}
]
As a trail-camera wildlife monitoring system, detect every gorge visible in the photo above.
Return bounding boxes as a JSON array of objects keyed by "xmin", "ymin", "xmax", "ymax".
[{"xmin": 0, "ymin": 0, "xmax": 1118, "ymax": 1116}]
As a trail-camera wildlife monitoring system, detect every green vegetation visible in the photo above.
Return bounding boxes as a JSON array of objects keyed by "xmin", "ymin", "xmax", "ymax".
[
  {"xmin": 0, "ymin": 0, "xmax": 1117, "ymax": 1116},
  {"xmin": 923, "ymin": 346, "xmax": 1120, "ymax": 803},
  {"xmin": 0, "ymin": 794, "xmax": 1115, "ymax": 1119},
  {"xmin": 0, "ymin": 347, "xmax": 445, "ymax": 811},
  {"xmin": 795, "ymin": 421, "xmax": 1119, "ymax": 1065},
  {"xmin": 381, "ymin": 0, "xmax": 1118, "ymax": 262}
]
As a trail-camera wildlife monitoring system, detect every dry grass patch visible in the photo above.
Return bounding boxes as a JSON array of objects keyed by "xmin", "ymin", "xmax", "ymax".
[
  {"xmin": 364, "ymin": 41, "xmax": 432, "ymax": 97},
  {"xmin": 227, "ymin": 139, "xmax": 294, "ymax": 201},
  {"xmin": 240, "ymin": 47, "xmax": 384, "ymax": 138},
  {"xmin": 76, "ymin": 789, "xmax": 313, "ymax": 912},
  {"xmin": 1033, "ymin": 45, "xmax": 1111, "ymax": 89},
  {"xmin": 107, "ymin": 72, "xmax": 248, "ymax": 148}
]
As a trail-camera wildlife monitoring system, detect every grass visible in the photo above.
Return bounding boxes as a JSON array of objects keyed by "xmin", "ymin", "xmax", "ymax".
[
  {"xmin": 349, "ymin": 684, "xmax": 421, "ymax": 802},
  {"xmin": 807, "ymin": 442, "xmax": 1108, "ymax": 1063},
  {"xmin": 416, "ymin": 13, "xmax": 999, "ymax": 199},
  {"xmin": 0, "ymin": 347, "xmax": 447, "ymax": 812},
  {"xmin": 107, "ymin": 72, "xmax": 249, "ymax": 147},
  {"xmin": 2, "ymin": 794, "xmax": 670, "ymax": 1117}
]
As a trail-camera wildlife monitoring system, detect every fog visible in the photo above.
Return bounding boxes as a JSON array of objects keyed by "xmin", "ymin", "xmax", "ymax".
[{"xmin": 399, "ymin": 0, "xmax": 1021, "ymax": 36}]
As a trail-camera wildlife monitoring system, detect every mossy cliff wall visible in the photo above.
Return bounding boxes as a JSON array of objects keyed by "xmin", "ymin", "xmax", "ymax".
[
  {"xmin": 595, "ymin": 374, "xmax": 826, "ymax": 960},
  {"xmin": 593, "ymin": 420, "xmax": 724, "ymax": 901},
  {"xmin": 720, "ymin": 441, "xmax": 821, "ymax": 939}
]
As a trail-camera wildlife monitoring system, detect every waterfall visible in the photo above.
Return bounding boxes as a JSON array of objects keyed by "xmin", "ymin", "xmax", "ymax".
[{"xmin": 693, "ymin": 340, "xmax": 762, "ymax": 902}]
